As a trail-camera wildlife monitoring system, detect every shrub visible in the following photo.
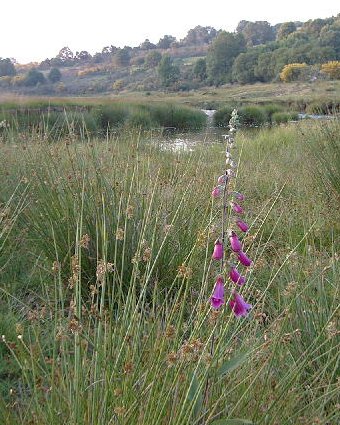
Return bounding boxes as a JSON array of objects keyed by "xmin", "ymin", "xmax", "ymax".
[
  {"xmin": 306, "ymin": 101, "xmax": 340, "ymax": 115},
  {"xmin": 213, "ymin": 105, "xmax": 234, "ymax": 127},
  {"xmin": 238, "ymin": 105, "xmax": 268, "ymax": 126},
  {"xmin": 125, "ymin": 109, "xmax": 155, "ymax": 129},
  {"xmin": 48, "ymin": 68, "xmax": 62, "ymax": 83},
  {"xmin": 280, "ymin": 63, "xmax": 308, "ymax": 82},
  {"xmin": 271, "ymin": 111, "xmax": 299, "ymax": 124},
  {"xmin": 92, "ymin": 104, "xmax": 129, "ymax": 130},
  {"xmin": 262, "ymin": 104, "xmax": 284, "ymax": 121},
  {"xmin": 320, "ymin": 61, "xmax": 340, "ymax": 80}
]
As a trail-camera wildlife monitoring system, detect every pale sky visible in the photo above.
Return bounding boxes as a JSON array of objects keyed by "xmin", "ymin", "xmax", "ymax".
[{"xmin": 1, "ymin": 0, "xmax": 339, "ymax": 63}]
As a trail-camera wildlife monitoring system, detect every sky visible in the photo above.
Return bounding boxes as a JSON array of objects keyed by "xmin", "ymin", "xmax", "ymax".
[{"xmin": 1, "ymin": 0, "xmax": 339, "ymax": 64}]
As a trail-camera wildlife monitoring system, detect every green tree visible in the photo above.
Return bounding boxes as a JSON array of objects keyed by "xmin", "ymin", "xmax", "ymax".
[
  {"xmin": 320, "ymin": 27, "xmax": 340, "ymax": 57},
  {"xmin": 276, "ymin": 22, "xmax": 297, "ymax": 40},
  {"xmin": 238, "ymin": 21, "xmax": 275, "ymax": 46},
  {"xmin": 232, "ymin": 50, "xmax": 260, "ymax": 84},
  {"xmin": 0, "ymin": 58, "xmax": 16, "ymax": 77},
  {"xmin": 48, "ymin": 67, "xmax": 62, "ymax": 83},
  {"xmin": 181, "ymin": 26, "xmax": 217, "ymax": 46},
  {"xmin": 24, "ymin": 68, "xmax": 46, "ymax": 86},
  {"xmin": 115, "ymin": 47, "xmax": 131, "ymax": 67},
  {"xmin": 157, "ymin": 35, "xmax": 176, "ymax": 49},
  {"xmin": 206, "ymin": 31, "xmax": 246, "ymax": 85},
  {"xmin": 139, "ymin": 39, "xmax": 156, "ymax": 50},
  {"xmin": 145, "ymin": 51, "xmax": 162, "ymax": 68},
  {"xmin": 254, "ymin": 52, "xmax": 276, "ymax": 81},
  {"xmin": 193, "ymin": 58, "xmax": 207, "ymax": 81},
  {"xmin": 56, "ymin": 47, "xmax": 74, "ymax": 66},
  {"xmin": 157, "ymin": 55, "xmax": 179, "ymax": 87}
]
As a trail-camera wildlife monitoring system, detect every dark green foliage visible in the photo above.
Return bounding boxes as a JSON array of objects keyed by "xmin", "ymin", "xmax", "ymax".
[
  {"xmin": 48, "ymin": 67, "xmax": 62, "ymax": 83},
  {"xmin": 24, "ymin": 68, "xmax": 46, "ymax": 86},
  {"xmin": 206, "ymin": 31, "xmax": 246, "ymax": 85},
  {"xmin": 254, "ymin": 51, "xmax": 276, "ymax": 81},
  {"xmin": 0, "ymin": 58, "xmax": 16, "ymax": 77},
  {"xmin": 238, "ymin": 106, "xmax": 268, "ymax": 126},
  {"xmin": 262, "ymin": 104, "xmax": 284, "ymax": 120},
  {"xmin": 145, "ymin": 51, "xmax": 162, "ymax": 68},
  {"xmin": 157, "ymin": 35, "xmax": 176, "ymax": 49},
  {"xmin": 157, "ymin": 55, "xmax": 180, "ymax": 87},
  {"xmin": 213, "ymin": 105, "xmax": 234, "ymax": 127},
  {"xmin": 0, "ymin": 103, "xmax": 206, "ymax": 136},
  {"xmin": 115, "ymin": 47, "xmax": 131, "ymax": 67},
  {"xmin": 93, "ymin": 104, "xmax": 129, "ymax": 129},
  {"xmin": 271, "ymin": 111, "xmax": 299, "ymax": 123},
  {"xmin": 232, "ymin": 50, "xmax": 260, "ymax": 84},
  {"xmin": 181, "ymin": 26, "xmax": 217, "ymax": 46},
  {"xmin": 237, "ymin": 21, "xmax": 275, "ymax": 46},
  {"xmin": 276, "ymin": 22, "xmax": 297, "ymax": 40},
  {"xmin": 193, "ymin": 58, "xmax": 207, "ymax": 81}
]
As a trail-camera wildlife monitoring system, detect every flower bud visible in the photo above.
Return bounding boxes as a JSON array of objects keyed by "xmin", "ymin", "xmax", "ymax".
[
  {"xmin": 212, "ymin": 187, "xmax": 221, "ymax": 198},
  {"xmin": 234, "ymin": 192, "xmax": 245, "ymax": 201},
  {"xmin": 236, "ymin": 219, "xmax": 249, "ymax": 233},
  {"xmin": 232, "ymin": 202, "xmax": 243, "ymax": 214},
  {"xmin": 238, "ymin": 251, "xmax": 252, "ymax": 267},
  {"xmin": 217, "ymin": 174, "xmax": 227, "ymax": 184},
  {"xmin": 229, "ymin": 266, "xmax": 245, "ymax": 285},
  {"xmin": 229, "ymin": 231, "xmax": 242, "ymax": 252},
  {"xmin": 212, "ymin": 240, "xmax": 223, "ymax": 260}
]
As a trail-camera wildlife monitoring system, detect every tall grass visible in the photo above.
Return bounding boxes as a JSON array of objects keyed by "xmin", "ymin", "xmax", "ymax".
[
  {"xmin": 0, "ymin": 102, "xmax": 207, "ymax": 141},
  {"xmin": 0, "ymin": 119, "xmax": 339, "ymax": 424}
]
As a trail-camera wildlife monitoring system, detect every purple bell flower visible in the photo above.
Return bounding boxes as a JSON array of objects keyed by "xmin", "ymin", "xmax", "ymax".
[
  {"xmin": 229, "ymin": 291, "xmax": 252, "ymax": 317},
  {"xmin": 211, "ymin": 277, "xmax": 225, "ymax": 309}
]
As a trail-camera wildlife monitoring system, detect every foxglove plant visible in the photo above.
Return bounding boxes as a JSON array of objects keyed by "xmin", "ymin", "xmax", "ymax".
[{"xmin": 210, "ymin": 109, "xmax": 252, "ymax": 318}]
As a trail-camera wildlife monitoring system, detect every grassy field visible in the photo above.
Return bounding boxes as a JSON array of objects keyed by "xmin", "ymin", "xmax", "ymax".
[
  {"xmin": 0, "ymin": 115, "xmax": 339, "ymax": 424},
  {"xmin": 1, "ymin": 79, "xmax": 339, "ymax": 110}
]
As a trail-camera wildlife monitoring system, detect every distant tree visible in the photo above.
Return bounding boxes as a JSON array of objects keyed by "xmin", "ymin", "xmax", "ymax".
[
  {"xmin": 140, "ymin": 39, "xmax": 156, "ymax": 50},
  {"xmin": 320, "ymin": 27, "xmax": 340, "ymax": 57},
  {"xmin": 48, "ymin": 67, "xmax": 62, "ymax": 83},
  {"xmin": 39, "ymin": 58, "xmax": 52, "ymax": 70},
  {"xmin": 285, "ymin": 31, "xmax": 310, "ymax": 47},
  {"xmin": 254, "ymin": 51, "xmax": 276, "ymax": 81},
  {"xmin": 57, "ymin": 47, "xmax": 74, "ymax": 65},
  {"xmin": 102, "ymin": 45, "xmax": 118, "ymax": 56},
  {"xmin": 181, "ymin": 26, "xmax": 217, "ymax": 46},
  {"xmin": 206, "ymin": 31, "xmax": 246, "ymax": 85},
  {"xmin": 193, "ymin": 58, "xmax": 207, "ymax": 81},
  {"xmin": 239, "ymin": 21, "xmax": 275, "ymax": 46},
  {"xmin": 145, "ymin": 51, "xmax": 162, "ymax": 68},
  {"xmin": 92, "ymin": 52, "xmax": 104, "ymax": 63},
  {"xmin": 157, "ymin": 55, "xmax": 180, "ymax": 87},
  {"xmin": 270, "ymin": 47, "xmax": 292, "ymax": 76},
  {"xmin": 24, "ymin": 68, "xmax": 46, "ymax": 86},
  {"xmin": 115, "ymin": 47, "xmax": 131, "ymax": 67},
  {"xmin": 157, "ymin": 35, "xmax": 177, "ymax": 49},
  {"xmin": 0, "ymin": 58, "xmax": 16, "ymax": 77},
  {"xmin": 276, "ymin": 22, "xmax": 297, "ymax": 40},
  {"xmin": 236, "ymin": 20, "xmax": 250, "ymax": 34},
  {"xmin": 232, "ymin": 50, "xmax": 260, "ymax": 84},
  {"xmin": 75, "ymin": 51, "xmax": 92, "ymax": 61},
  {"xmin": 302, "ymin": 18, "xmax": 332, "ymax": 37}
]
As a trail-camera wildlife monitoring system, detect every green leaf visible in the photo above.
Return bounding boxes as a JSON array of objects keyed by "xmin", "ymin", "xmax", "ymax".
[
  {"xmin": 210, "ymin": 419, "xmax": 253, "ymax": 425},
  {"xmin": 187, "ymin": 372, "xmax": 203, "ymax": 418},
  {"xmin": 217, "ymin": 351, "xmax": 248, "ymax": 377}
]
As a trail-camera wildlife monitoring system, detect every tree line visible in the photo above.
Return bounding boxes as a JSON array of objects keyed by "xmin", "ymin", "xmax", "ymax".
[{"xmin": 1, "ymin": 15, "xmax": 340, "ymax": 92}]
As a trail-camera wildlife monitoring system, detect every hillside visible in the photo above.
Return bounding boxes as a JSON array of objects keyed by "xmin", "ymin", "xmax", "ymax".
[{"xmin": 0, "ymin": 15, "xmax": 340, "ymax": 96}]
